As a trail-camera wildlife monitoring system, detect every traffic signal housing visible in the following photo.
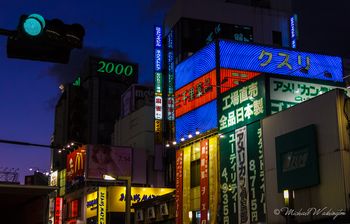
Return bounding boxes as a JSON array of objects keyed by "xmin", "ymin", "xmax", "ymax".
[{"xmin": 7, "ymin": 14, "xmax": 85, "ymax": 63}]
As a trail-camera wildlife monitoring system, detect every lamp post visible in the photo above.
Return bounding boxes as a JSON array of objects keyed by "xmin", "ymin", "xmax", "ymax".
[{"xmin": 103, "ymin": 175, "xmax": 131, "ymax": 224}]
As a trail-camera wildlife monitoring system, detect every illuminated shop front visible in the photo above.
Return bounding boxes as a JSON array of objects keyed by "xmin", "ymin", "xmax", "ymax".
[
  {"xmin": 174, "ymin": 39, "xmax": 344, "ymax": 224},
  {"xmin": 85, "ymin": 186, "xmax": 174, "ymax": 223}
]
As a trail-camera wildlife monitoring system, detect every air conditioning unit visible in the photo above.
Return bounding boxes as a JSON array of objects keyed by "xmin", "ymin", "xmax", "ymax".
[
  {"xmin": 136, "ymin": 209, "xmax": 144, "ymax": 221},
  {"xmin": 148, "ymin": 207, "xmax": 155, "ymax": 219},
  {"xmin": 160, "ymin": 203, "xmax": 168, "ymax": 216}
]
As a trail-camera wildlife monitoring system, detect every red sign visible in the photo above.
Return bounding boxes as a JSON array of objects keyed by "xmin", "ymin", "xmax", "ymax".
[
  {"xmin": 175, "ymin": 150, "xmax": 183, "ymax": 224},
  {"xmin": 69, "ymin": 200, "xmax": 79, "ymax": 218},
  {"xmin": 55, "ymin": 197, "xmax": 63, "ymax": 224},
  {"xmin": 220, "ymin": 69, "xmax": 261, "ymax": 93},
  {"xmin": 66, "ymin": 146, "xmax": 86, "ymax": 181},
  {"xmin": 175, "ymin": 70, "xmax": 217, "ymax": 118},
  {"xmin": 200, "ymin": 139, "xmax": 209, "ymax": 224}
]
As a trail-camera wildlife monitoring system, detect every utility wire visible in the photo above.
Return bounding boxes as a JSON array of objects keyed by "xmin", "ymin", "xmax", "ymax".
[{"xmin": 0, "ymin": 139, "xmax": 51, "ymax": 148}]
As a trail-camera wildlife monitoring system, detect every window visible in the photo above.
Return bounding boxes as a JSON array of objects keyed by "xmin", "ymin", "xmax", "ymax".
[
  {"xmin": 272, "ymin": 31, "xmax": 282, "ymax": 47},
  {"xmin": 190, "ymin": 159, "xmax": 200, "ymax": 188}
]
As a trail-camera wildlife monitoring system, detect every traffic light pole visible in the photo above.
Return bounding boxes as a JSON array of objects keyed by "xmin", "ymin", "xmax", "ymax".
[{"xmin": 0, "ymin": 28, "xmax": 16, "ymax": 37}]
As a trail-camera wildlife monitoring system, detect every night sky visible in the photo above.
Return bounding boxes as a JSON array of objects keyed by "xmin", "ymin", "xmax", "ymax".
[
  {"xmin": 0, "ymin": 0, "xmax": 349, "ymax": 183},
  {"xmin": 0, "ymin": 0, "xmax": 172, "ymax": 182}
]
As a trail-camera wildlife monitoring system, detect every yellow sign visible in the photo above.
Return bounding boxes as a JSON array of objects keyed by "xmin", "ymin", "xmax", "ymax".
[
  {"xmin": 86, "ymin": 191, "xmax": 98, "ymax": 218},
  {"xmin": 98, "ymin": 187, "xmax": 106, "ymax": 224},
  {"xmin": 59, "ymin": 170, "xmax": 66, "ymax": 197},
  {"xmin": 108, "ymin": 187, "xmax": 174, "ymax": 212}
]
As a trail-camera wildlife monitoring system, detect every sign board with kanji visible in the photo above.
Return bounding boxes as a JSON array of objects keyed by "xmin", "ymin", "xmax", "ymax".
[{"xmin": 218, "ymin": 76, "xmax": 266, "ymax": 133}]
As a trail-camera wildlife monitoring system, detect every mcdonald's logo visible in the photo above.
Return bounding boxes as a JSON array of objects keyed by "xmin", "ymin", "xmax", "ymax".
[{"xmin": 75, "ymin": 152, "xmax": 84, "ymax": 173}]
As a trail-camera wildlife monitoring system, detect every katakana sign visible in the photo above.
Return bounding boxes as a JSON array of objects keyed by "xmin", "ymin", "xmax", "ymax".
[
  {"xmin": 219, "ymin": 40, "xmax": 343, "ymax": 82},
  {"xmin": 218, "ymin": 77, "xmax": 266, "ymax": 133},
  {"xmin": 270, "ymin": 78, "xmax": 345, "ymax": 114}
]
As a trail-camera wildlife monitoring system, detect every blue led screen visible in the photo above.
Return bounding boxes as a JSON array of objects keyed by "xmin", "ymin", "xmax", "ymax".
[
  {"xmin": 219, "ymin": 40, "xmax": 343, "ymax": 82},
  {"xmin": 175, "ymin": 42, "xmax": 216, "ymax": 90},
  {"xmin": 175, "ymin": 100, "xmax": 217, "ymax": 142}
]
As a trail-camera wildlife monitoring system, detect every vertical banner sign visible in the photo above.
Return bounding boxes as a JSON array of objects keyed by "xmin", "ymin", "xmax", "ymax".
[
  {"xmin": 167, "ymin": 29, "xmax": 175, "ymax": 122},
  {"xmin": 208, "ymin": 136, "xmax": 218, "ymax": 224},
  {"xmin": 220, "ymin": 131, "xmax": 238, "ymax": 223},
  {"xmin": 55, "ymin": 197, "xmax": 63, "ymax": 224},
  {"xmin": 183, "ymin": 146, "xmax": 191, "ymax": 224},
  {"xmin": 175, "ymin": 150, "xmax": 183, "ymax": 224},
  {"xmin": 200, "ymin": 139, "xmax": 209, "ymax": 224},
  {"xmin": 290, "ymin": 14, "xmax": 298, "ymax": 49},
  {"xmin": 98, "ymin": 187, "xmax": 107, "ymax": 224},
  {"xmin": 247, "ymin": 121, "xmax": 266, "ymax": 223},
  {"xmin": 154, "ymin": 25, "xmax": 163, "ymax": 144},
  {"xmin": 236, "ymin": 126, "xmax": 250, "ymax": 224}
]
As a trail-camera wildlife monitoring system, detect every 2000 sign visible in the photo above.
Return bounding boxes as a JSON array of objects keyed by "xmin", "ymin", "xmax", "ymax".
[{"xmin": 97, "ymin": 61, "xmax": 134, "ymax": 77}]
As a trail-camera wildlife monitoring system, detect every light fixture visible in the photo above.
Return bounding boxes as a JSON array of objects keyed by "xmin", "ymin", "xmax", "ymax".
[
  {"xmin": 188, "ymin": 134, "xmax": 193, "ymax": 139},
  {"xmin": 283, "ymin": 190, "xmax": 289, "ymax": 200},
  {"xmin": 67, "ymin": 145, "xmax": 70, "ymax": 148},
  {"xmin": 219, "ymin": 134, "xmax": 225, "ymax": 138},
  {"xmin": 58, "ymin": 149, "xmax": 62, "ymax": 153},
  {"xmin": 70, "ymin": 142, "xmax": 74, "ymax": 146},
  {"xmin": 103, "ymin": 174, "xmax": 116, "ymax": 180},
  {"xmin": 166, "ymin": 143, "xmax": 170, "ymax": 147},
  {"xmin": 172, "ymin": 141, "xmax": 177, "ymax": 145},
  {"xmin": 195, "ymin": 130, "xmax": 200, "ymax": 135},
  {"xmin": 181, "ymin": 137, "xmax": 185, "ymax": 142}
]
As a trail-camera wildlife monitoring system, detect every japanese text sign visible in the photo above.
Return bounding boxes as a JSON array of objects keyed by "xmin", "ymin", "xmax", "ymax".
[
  {"xmin": 218, "ymin": 77, "xmax": 266, "ymax": 133},
  {"xmin": 175, "ymin": 70, "xmax": 216, "ymax": 118},
  {"xmin": 219, "ymin": 40, "xmax": 343, "ymax": 82}
]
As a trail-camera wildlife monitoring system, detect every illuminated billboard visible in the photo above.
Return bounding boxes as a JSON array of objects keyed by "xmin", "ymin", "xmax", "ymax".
[
  {"xmin": 108, "ymin": 186, "xmax": 174, "ymax": 212},
  {"xmin": 219, "ymin": 40, "xmax": 342, "ymax": 82},
  {"xmin": 154, "ymin": 25, "xmax": 163, "ymax": 144},
  {"xmin": 86, "ymin": 145, "xmax": 132, "ymax": 180},
  {"xmin": 66, "ymin": 145, "xmax": 86, "ymax": 182},
  {"xmin": 175, "ymin": 70, "xmax": 217, "ymax": 118},
  {"xmin": 175, "ymin": 100, "xmax": 217, "ymax": 142}
]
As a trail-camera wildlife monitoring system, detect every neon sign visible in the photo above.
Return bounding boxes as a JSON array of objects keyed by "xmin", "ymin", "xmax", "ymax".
[
  {"xmin": 97, "ymin": 61, "xmax": 135, "ymax": 77},
  {"xmin": 175, "ymin": 70, "xmax": 216, "ymax": 118}
]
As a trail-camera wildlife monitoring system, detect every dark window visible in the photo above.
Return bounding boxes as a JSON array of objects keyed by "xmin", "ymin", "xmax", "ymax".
[
  {"xmin": 272, "ymin": 31, "xmax": 282, "ymax": 47},
  {"xmin": 191, "ymin": 159, "xmax": 200, "ymax": 188}
]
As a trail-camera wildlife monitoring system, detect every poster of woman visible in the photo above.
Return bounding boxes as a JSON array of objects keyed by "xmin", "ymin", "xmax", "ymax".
[{"xmin": 87, "ymin": 145, "xmax": 132, "ymax": 179}]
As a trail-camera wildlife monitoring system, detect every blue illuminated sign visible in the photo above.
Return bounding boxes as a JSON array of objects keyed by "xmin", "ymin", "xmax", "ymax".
[
  {"xmin": 175, "ymin": 100, "xmax": 217, "ymax": 142},
  {"xmin": 175, "ymin": 43, "xmax": 216, "ymax": 90},
  {"xmin": 175, "ymin": 40, "xmax": 343, "ymax": 93},
  {"xmin": 219, "ymin": 40, "xmax": 343, "ymax": 82},
  {"xmin": 290, "ymin": 15, "xmax": 297, "ymax": 48}
]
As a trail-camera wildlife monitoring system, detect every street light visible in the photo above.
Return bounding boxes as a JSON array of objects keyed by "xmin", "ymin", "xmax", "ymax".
[{"xmin": 103, "ymin": 175, "xmax": 131, "ymax": 224}]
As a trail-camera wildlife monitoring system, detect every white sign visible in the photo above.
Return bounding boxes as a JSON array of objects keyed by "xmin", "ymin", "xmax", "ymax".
[
  {"xmin": 235, "ymin": 126, "xmax": 250, "ymax": 224},
  {"xmin": 155, "ymin": 96, "xmax": 163, "ymax": 120}
]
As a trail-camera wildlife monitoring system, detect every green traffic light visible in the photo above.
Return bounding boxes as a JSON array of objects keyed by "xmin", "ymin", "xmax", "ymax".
[{"xmin": 23, "ymin": 14, "xmax": 45, "ymax": 36}]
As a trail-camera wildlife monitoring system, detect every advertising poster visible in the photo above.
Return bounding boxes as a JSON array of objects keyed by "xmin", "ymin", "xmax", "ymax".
[
  {"xmin": 200, "ymin": 139, "xmax": 209, "ymax": 224},
  {"xmin": 247, "ymin": 121, "xmax": 266, "ymax": 222},
  {"xmin": 175, "ymin": 150, "xmax": 183, "ymax": 224},
  {"xmin": 87, "ymin": 145, "xmax": 132, "ymax": 180}
]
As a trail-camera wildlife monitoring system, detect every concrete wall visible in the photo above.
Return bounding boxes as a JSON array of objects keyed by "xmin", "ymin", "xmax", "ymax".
[{"xmin": 262, "ymin": 89, "xmax": 350, "ymax": 223}]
